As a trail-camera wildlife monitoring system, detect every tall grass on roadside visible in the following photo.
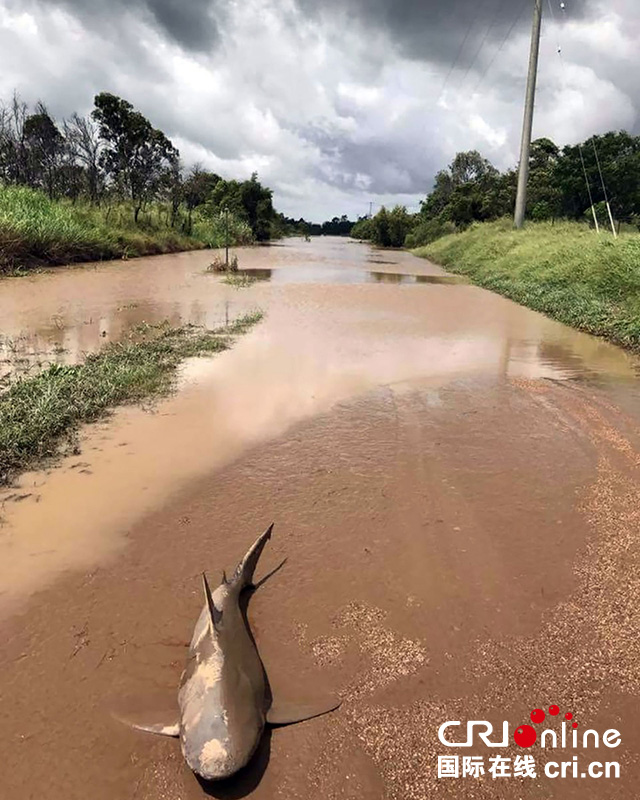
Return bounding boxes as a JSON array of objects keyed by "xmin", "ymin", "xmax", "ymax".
[
  {"xmin": 0, "ymin": 311, "xmax": 263, "ymax": 484},
  {"xmin": 414, "ymin": 219, "xmax": 640, "ymax": 350},
  {"xmin": 0, "ymin": 185, "xmax": 205, "ymax": 270},
  {"xmin": 0, "ymin": 185, "xmax": 256, "ymax": 272}
]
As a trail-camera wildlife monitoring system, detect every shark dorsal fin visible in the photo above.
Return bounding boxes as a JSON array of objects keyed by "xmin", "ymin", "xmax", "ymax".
[{"xmin": 202, "ymin": 572, "xmax": 222, "ymax": 629}]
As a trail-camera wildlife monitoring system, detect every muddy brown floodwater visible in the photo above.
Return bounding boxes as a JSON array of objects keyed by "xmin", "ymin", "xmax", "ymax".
[{"xmin": 1, "ymin": 236, "xmax": 640, "ymax": 799}]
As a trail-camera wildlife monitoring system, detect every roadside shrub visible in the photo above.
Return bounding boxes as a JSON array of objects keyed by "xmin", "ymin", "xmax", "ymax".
[
  {"xmin": 351, "ymin": 217, "xmax": 374, "ymax": 240},
  {"xmin": 405, "ymin": 218, "xmax": 456, "ymax": 248}
]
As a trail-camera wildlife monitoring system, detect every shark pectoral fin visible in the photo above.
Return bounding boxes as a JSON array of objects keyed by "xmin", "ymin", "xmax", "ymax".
[
  {"xmin": 112, "ymin": 696, "xmax": 181, "ymax": 738},
  {"xmin": 127, "ymin": 719, "xmax": 180, "ymax": 737},
  {"xmin": 266, "ymin": 697, "xmax": 341, "ymax": 726}
]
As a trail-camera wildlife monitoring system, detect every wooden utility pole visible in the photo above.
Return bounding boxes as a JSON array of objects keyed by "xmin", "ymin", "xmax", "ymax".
[{"xmin": 514, "ymin": 0, "xmax": 543, "ymax": 229}]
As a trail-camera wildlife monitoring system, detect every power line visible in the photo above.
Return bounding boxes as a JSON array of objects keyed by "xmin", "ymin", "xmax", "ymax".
[
  {"xmin": 459, "ymin": 0, "xmax": 511, "ymax": 88},
  {"xmin": 437, "ymin": 0, "xmax": 492, "ymax": 104},
  {"xmin": 471, "ymin": 0, "xmax": 531, "ymax": 95}
]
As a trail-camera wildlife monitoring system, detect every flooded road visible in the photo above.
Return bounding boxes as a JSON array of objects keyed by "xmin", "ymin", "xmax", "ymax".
[{"xmin": 1, "ymin": 237, "xmax": 640, "ymax": 799}]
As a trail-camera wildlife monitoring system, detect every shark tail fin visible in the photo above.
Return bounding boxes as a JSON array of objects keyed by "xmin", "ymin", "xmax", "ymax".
[{"xmin": 230, "ymin": 523, "xmax": 274, "ymax": 589}]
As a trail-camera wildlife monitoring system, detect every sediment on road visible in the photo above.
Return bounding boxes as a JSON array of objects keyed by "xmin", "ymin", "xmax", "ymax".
[
  {"xmin": 0, "ymin": 311, "xmax": 263, "ymax": 485},
  {"xmin": 414, "ymin": 219, "xmax": 640, "ymax": 351}
]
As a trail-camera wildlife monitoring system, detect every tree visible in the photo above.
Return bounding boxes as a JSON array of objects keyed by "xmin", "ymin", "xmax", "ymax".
[
  {"xmin": 371, "ymin": 206, "xmax": 391, "ymax": 246},
  {"xmin": 92, "ymin": 92, "xmax": 179, "ymax": 222},
  {"xmin": 449, "ymin": 150, "xmax": 498, "ymax": 187},
  {"xmin": 206, "ymin": 172, "xmax": 275, "ymax": 241},
  {"xmin": 63, "ymin": 113, "xmax": 103, "ymax": 203},
  {"xmin": 351, "ymin": 216, "xmax": 373, "ymax": 240},
  {"xmin": 418, "ymin": 151, "xmax": 501, "ymax": 229},
  {"xmin": 0, "ymin": 93, "xmax": 29, "ymax": 186},
  {"xmin": 366, "ymin": 206, "xmax": 415, "ymax": 247},
  {"xmin": 241, "ymin": 172, "xmax": 275, "ymax": 241},
  {"xmin": 23, "ymin": 103, "xmax": 66, "ymax": 199},
  {"xmin": 386, "ymin": 206, "xmax": 414, "ymax": 247},
  {"xmin": 556, "ymin": 132, "xmax": 640, "ymax": 223},
  {"xmin": 526, "ymin": 138, "xmax": 562, "ymax": 220},
  {"xmin": 420, "ymin": 170, "xmax": 454, "ymax": 218},
  {"xmin": 321, "ymin": 215, "xmax": 354, "ymax": 236}
]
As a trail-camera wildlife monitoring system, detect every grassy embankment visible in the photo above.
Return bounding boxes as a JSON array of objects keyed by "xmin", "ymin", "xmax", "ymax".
[
  {"xmin": 0, "ymin": 184, "xmax": 252, "ymax": 273},
  {"xmin": 0, "ymin": 311, "xmax": 263, "ymax": 485},
  {"xmin": 414, "ymin": 220, "xmax": 640, "ymax": 350}
]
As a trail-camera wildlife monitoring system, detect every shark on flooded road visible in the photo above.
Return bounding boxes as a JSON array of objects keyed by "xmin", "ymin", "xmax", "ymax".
[{"xmin": 124, "ymin": 524, "xmax": 340, "ymax": 781}]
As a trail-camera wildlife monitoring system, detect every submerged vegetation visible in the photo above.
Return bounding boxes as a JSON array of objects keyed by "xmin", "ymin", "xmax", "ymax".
[
  {"xmin": 206, "ymin": 253, "xmax": 239, "ymax": 273},
  {"xmin": 415, "ymin": 220, "xmax": 640, "ymax": 350},
  {"xmin": 221, "ymin": 273, "xmax": 257, "ymax": 288},
  {"xmin": 0, "ymin": 311, "xmax": 263, "ymax": 484}
]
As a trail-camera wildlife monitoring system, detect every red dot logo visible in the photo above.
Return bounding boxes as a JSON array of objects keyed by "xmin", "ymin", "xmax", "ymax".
[
  {"xmin": 531, "ymin": 708, "xmax": 545, "ymax": 724},
  {"xmin": 549, "ymin": 705, "xmax": 560, "ymax": 716},
  {"xmin": 514, "ymin": 724, "xmax": 537, "ymax": 748},
  {"xmin": 565, "ymin": 712, "xmax": 573, "ymax": 720}
]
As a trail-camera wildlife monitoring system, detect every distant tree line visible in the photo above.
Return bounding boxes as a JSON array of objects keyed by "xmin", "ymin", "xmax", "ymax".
[
  {"xmin": 352, "ymin": 131, "xmax": 640, "ymax": 248},
  {"xmin": 274, "ymin": 214, "xmax": 356, "ymax": 237},
  {"xmin": 0, "ymin": 91, "xmax": 281, "ymax": 241}
]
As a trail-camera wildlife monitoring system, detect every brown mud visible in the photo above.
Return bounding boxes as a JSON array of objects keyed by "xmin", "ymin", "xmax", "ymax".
[{"xmin": 1, "ymin": 237, "xmax": 640, "ymax": 798}]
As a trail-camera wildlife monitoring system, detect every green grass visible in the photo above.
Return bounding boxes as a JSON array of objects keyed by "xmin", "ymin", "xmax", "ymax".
[
  {"xmin": 0, "ymin": 185, "xmax": 208, "ymax": 271},
  {"xmin": 414, "ymin": 219, "xmax": 640, "ymax": 350},
  {"xmin": 0, "ymin": 185, "xmax": 255, "ymax": 272},
  {"xmin": 0, "ymin": 310, "xmax": 263, "ymax": 484}
]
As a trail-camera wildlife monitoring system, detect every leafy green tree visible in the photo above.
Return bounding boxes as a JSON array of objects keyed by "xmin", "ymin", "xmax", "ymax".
[
  {"xmin": 182, "ymin": 167, "xmax": 221, "ymax": 233},
  {"xmin": 420, "ymin": 170, "xmax": 454, "ymax": 218},
  {"xmin": 371, "ymin": 206, "xmax": 391, "ymax": 246},
  {"xmin": 92, "ymin": 92, "xmax": 179, "ymax": 222},
  {"xmin": 387, "ymin": 206, "xmax": 414, "ymax": 247},
  {"xmin": 449, "ymin": 150, "xmax": 498, "ymax": 186},
  {"xmin": 321, "ymin": 215, "xmax": 354, "ymax": 235},
  {"xmin": 206, "ymin": 172, "xmax": 274, "ymax": 241},
  {"xmin": 351, "ymin": 216, "xmax": 374, "ymax": 240},
  {"xmin": 526, "ymin": 138, "xmax": 562, "ymax": 220},
  {"xmin": 366, "ymin": 206, "xmax": 415, "ymax": 247},
  {"xmin": 556, "ymin": 132, "xmax": 640, "ymax": 223},
  {"xmin": 419, "ymin": 150, "xmax": 501, "ymax": 229},
  {"xmin": 241, "ymin": 173, "xmax": 275, "ymax": 241}
]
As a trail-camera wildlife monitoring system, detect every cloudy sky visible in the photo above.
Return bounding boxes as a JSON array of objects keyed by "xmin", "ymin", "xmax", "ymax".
[{"xmin": 0, "ymin": 0, "xmax": 637, "ymax": 220}]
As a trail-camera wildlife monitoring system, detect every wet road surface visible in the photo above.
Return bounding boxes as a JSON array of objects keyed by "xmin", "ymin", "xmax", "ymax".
[{"xmin": 1, "ymin": 237, "xmax": 639, "ymax": 798}]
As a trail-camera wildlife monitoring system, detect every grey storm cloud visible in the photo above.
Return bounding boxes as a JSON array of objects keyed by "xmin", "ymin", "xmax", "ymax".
[
  {"xmin": 284, "ymin": 0, "xmax": 592, "ymax": 65},
  {"xmin": 21, "ymin": 0, "xmax": 592, "ymax": 60},
  {"xmin": 302, "ymin": 123, "xmax": 442, "ymax": 195},
  {"xmin": 27, "ymin": 0, "xmax": 223, "ymax": 51}
]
